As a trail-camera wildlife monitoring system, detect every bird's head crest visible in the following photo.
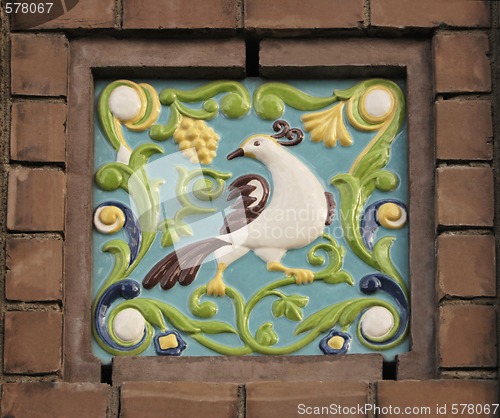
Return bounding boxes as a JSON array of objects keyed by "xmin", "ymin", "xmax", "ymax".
[{"xmin": 270, "ymin": 120, "xmax": 304, "ymax": 146}]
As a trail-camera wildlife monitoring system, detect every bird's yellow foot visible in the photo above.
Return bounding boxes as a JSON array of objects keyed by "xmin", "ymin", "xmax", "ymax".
[
  {"xmin": 267, "ymin": 262, "xmax": 315, "ymax": 285},
  {"xmin": 207, "ymin": 263, "xmax": 227, "ymax": 297}
]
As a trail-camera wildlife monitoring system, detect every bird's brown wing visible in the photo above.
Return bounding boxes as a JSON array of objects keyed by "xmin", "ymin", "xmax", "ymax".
[{"xmin": 220, "ymin": 174, "xmax": 270, "ymax": 234}]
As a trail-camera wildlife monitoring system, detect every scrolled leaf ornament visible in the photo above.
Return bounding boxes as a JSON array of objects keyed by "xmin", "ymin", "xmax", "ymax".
[
  {"xmin": 150, "ymin": 81, "xmax": 251, "ymax": 141},
  {"xmin": 328, "ymin": 80, "xmax": 408, "ymax": 297},
  {"xmin": 253, "ymin": 82, "xmax": 338, "ymax": 120},
  {"xmin": 98, "ymin": 80, "xmax": 161, "ymax": 163}
]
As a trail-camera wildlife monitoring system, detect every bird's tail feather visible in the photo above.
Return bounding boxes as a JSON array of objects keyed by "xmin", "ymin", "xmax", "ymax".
[{"xmin": 142, "ymin": 238, "xmax": 230, "ymax": 290}]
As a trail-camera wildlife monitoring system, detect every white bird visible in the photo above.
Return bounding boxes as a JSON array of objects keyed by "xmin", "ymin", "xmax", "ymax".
[{"xmin": 143, "ymin": 121, "xmax": 335, "ymax": 296}]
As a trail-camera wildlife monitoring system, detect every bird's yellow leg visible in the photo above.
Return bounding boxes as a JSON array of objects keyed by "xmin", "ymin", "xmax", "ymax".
[
  {"xmin": 207, "ymin": 262, "xmax": 227, "ymax": 297},
  {"xmin": 267, "ymin": 262, "xmax": 314, "ymax": 285}
]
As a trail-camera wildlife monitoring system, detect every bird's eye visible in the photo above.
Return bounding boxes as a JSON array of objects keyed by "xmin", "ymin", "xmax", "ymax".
[{"xmin": 254, "ymin": 140, "xmax": 260, "ymax": 146}]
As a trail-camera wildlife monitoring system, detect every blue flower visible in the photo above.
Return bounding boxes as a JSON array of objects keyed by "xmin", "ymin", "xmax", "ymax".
[
  {"xmin": 154, "ymin": 331, "xmax": 187, "ymax": 356},
  {"xmin": 319, "ymin": 330, "xmax": 351, "ymax": 355}
]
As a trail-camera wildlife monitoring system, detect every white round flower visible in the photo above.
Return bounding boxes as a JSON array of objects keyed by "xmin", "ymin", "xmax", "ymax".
[
  {"xmin": 108, "ymin": 86, "xmax": 141, "ymax": 122},
  {"xmin": 363, "ymin": 89, "xmax": 393, "ymax": 118},
  {"xmin": 360, "ymin": 306, "xmax": 394, "ymax": 339},
  {"xmin": 113, "ymin": 308, "xmax": 145, "ymax": 343}
]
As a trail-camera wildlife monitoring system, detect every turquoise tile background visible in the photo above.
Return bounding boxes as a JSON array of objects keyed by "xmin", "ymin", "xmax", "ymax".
[{"xmin": 92, "ymin": 78, "xmax": 409, "ymax": 363}]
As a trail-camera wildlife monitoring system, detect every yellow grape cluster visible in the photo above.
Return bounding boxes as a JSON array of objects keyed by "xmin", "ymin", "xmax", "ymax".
[{"xmin": 173, "ymin": 117, "xmax": 220, "ymax": 165}]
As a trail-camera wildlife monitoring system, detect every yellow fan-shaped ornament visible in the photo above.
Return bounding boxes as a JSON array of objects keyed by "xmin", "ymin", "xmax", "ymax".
[{"xmin": 301, "ymin": 102, "xmax": 352, "ymax": 148}]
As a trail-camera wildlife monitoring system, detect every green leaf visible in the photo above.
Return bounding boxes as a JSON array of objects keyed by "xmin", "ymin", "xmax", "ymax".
[
  {"xmin": 338, "ymin": 300, "xmax": 370, "ymax": 328},
  {"xmin": 253, "ymin": 82, "xmax": 338, "ymax": 120},
  {"xmin": 95, "ymin": 163, "xmax": 134, "ymax": 193},
  {"xmin": 295, "ymin": 301, "xmax": 354, "ymax": 335},
  {"xmin": 294, "ymin": 305, "xmax": 333, "ymax": 335},
  {"xmin": 94, "ymin": 240, "xmax": 131, "ymax": 301},
  {"xmin": 372, "ymin": 237, "xmax": 404, "ymax": 285},
  {"xmin": 161, "ymin": 228, "xmax": 178, "ymax": 247},
  {"xmin": 287, "ymin": 295, "xmax": 309, "ymax": 308},
  {"xmin": 255, "ymin": 322, "xmax": 278, "ymax": 346},
  {"xmin": 156, "ymin": 305, "xmax": 201, "ymax": 334},
  {"xmin": 128, "ymin": 143, "xmax": 164, "ymax": 171},
  {"xmin": 193, "ymin": 320, "xmax": 237, "ymax": 334},
  {"xmin": 132, "ymin": 300, "xmax": 167, "ymax": 331},
  {"xmin": 316, "ymin": 303, "xmax": 350, "ymax": 333},
  {"xmin": 323, "ymin": 270, "xmax": 355, "ymax": 286},
  {"xmin": 284, "ymin": 301, "xmax": 303, "ymax": 322},
  {"xmin": 150, "ymin": 105, "xmax": 181, "ymax": 141},
  {"xmin": 175, "ymin": 222, "xmax": 193, "ymax": 237},
  {"xmin": 272, "ymin": 299, "xmax": 285, "ymax": 318},
  {"xmin": 355, "ymin": 149, "xmax": 388, "ymax": 181}
]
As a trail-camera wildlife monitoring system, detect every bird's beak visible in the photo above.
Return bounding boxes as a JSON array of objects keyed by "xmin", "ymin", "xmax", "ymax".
[{"xmin": 227, "ymin": 148, "xmax": 244, "ymax": 160}]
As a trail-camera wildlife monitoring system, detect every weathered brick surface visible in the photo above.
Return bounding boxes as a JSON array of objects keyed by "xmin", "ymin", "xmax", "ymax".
[
  {"xmin": 120, "ymin": 381, "xmax": 239, "ymax": 418},
  {"xmin": 123, "ymin": 0, "xmax": 238, "ymax": 29},
  {"xmin": 439, "ymin": 305, "xmax": 497, "ymax": 368},
  {"xmin": 245, "ymin": 0, "xmax": 364, "ymax": 30},
  {"xmin": 434, "ymin": 32, "xmax": 491, "ymax": 93},
  {"xmin": 11, "ymin": 0, "xmax": 115, "ymax": 30},
  {"xmin": 11, "ymin": 101, "xmax": 66, "ymax": 162},
  {"xmin": 371, "ymin": 0, "xmax": 490, "ymax": 29},
  {"xmin": 1, "ymin": 382, "xmax": 109, "ymax": 418},
  {"xmin": 11, "ymin": 34, "xmax": 68, "ymax": 96},
  {"xmin": 378, "ymin": 380, "xmax": 499, "ymax": 417},
  {"xmin": 436, "ymin": 166, "xmax": 494, "ymax": 227},
  {"xmin": 4, "ymin": 310, "xmax": 62, "ymax": 374},
  {"xmin": 436, "ymin": 100, "xmax": 492, "ymax": 161},
  {"xmin": 6, "ymin": 238, "xmax": 63, "ymax": 301},
  {"xmin": 246, "ymin": 381, "xmax": 369, "ymax": 418},
  {"xmin": 437, "ymin": 234, "xmax": 496, "ymax": 298},
  {"xmin": 7, "ymin": 168, "xmax": 66, "ymax": 231}
]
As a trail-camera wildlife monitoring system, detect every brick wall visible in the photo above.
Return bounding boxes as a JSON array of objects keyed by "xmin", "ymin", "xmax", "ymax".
[{"xmin": 0, "ymin": 1, "xmax": 498, "ymax": 417}]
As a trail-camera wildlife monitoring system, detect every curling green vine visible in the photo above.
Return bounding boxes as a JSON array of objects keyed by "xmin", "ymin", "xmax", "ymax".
[
  {"xmin": 150, "ymin": 81, "xmax": 251, "ymax": 141},
  {"xmin": 253, "ymin": 82, "xmax": 339, "ymax": 120},
  {"xmin": 329, "ymin": 80, "xmax": 408, "ymax": 295},
  {"xmin": 95, "ymin": 143, "xmax": 164, "ymax": 275},
  {"xmin": 95, "ymin": 234, "xmax": 404, "ymax": 356}
]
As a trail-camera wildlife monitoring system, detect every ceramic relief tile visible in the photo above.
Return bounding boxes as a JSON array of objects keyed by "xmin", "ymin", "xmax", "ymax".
[{"xmin": 92, "ymin": 79, "xmax": 409, "ymax": 362}]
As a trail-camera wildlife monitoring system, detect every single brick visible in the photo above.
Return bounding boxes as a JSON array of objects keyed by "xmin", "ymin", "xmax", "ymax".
[
  {"xmin": 436, "ymin": 100, "xmax": 492, "ymax": 160},
  {"xmin": 1, "ymin": 382, "xmax": 108, "ymax": 418},
  {"xmin": 11, "ymin": 101, "xmax": 66, "ymax": 162},
  {"xmin": 246, "ymin": 381, "xmax": 368, "ymax": 418},
  {"xmin": 378, "ymin": 380, "xmax": 498, "ymax": 418},
  {"xmin": 437, "ymin": 234, "xmax": 496, "ymax": 298},
  {"xmin": 434, "ymin": 32, "xmax": 491, "ymax": 93},
  {"xmin": 7, "ymin": 167, "xmax": 66, "ymax": 231},
  {"xmin": 11, "ymin": 0, "xmax": 114, "ymax": 30},
  {"xmin": 436, "ymin": 166, "xmax": 493, "ymax": 227},
  {"xmin": 123, "ymin": 0, "xmax": 238, "ymax": 29},
  {"xmin": 4, "ymin": 310, "xmax": 62, "ymax": 374},
  {"xmin": 439, "ymin": 305, "xmax": 497, "ymax": 368},
  {"xmin": 245, "ymin": 0, "xmax": 364, "ymax": 30},
  {"xmin": 6, "ymin": 238, "xmax": 63, "ymax": 301},
  {"xmin": 372, "ymin": 0, "xmax": 490, "ymax": 29},
  {"xmin": 11, "ymin": 34, "xmax": 68, "ymax": 96},
  {"xmin": 120, "ymin": 382, "xmax": 238, "ymax": 418}
]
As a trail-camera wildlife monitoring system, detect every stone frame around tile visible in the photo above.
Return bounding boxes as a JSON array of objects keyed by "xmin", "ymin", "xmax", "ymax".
[{"xmin": 64, "ymin": 38, "xmax": 435, "ymax": 383}]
